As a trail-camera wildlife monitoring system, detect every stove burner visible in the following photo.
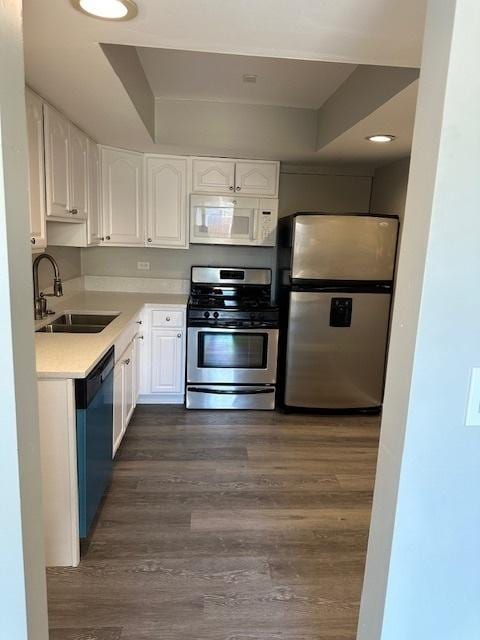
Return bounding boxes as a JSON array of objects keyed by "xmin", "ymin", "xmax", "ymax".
[{"xmin": 188, "ymin": 266, "xmax": 279, "ymax": 329}]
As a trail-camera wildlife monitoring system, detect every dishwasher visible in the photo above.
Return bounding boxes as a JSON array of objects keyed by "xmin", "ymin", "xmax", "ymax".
[{"xmin": 75, "ymin": 346, "xmax": 115, "ymax": 539}]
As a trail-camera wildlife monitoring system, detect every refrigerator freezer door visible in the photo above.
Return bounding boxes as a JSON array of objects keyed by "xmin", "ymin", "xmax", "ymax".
[
  {"xmin": 284, "ymin": 290, "xmax": 391, "ymax": 409},
  {"xmin": 291, "ymin": 215, "xmax": 398, "ymax": 281}
]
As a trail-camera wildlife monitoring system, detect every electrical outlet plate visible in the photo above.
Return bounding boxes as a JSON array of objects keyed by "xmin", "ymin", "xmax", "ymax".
[
  {"xmin": 137, "ymin": 261, "xmax": 150, "ymax": 271},
  {"xmin": 465, "ymin": 368, "xmax": 480, "ymax": 426}
]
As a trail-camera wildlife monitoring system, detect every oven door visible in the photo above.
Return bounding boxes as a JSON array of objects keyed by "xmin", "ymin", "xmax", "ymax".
[{"xmin": 187, "ymin": 327, "xmax": 279, "ymax": 384}]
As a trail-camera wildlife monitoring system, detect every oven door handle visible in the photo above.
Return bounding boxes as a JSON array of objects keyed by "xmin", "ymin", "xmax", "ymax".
[{"xmin": 188, "ymin": 387, "xmax": 275, "ymax": 395}]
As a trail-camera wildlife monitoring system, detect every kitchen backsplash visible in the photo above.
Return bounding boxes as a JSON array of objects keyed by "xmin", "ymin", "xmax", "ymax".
[
  {"xmin": 81, "ymin": 244, "xmax": 276, "ymax": 281},
  {"xmin": 32, "ymin": 245, "xmax": 82, "ymax": 292}
]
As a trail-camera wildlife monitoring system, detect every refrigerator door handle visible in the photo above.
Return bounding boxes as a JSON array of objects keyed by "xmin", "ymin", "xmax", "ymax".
[{"xmin": 290, "ymin": 281, "xmax": 392, "ymax": 294}]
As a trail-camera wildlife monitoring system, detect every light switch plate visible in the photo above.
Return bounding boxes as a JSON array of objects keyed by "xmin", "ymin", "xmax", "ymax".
[
  {"xmin": 137, "ymin": 261, "xmax": 150, "ymax": 271},
  {"xmin": 465, "ymin": 368, "xmax": 480, "ymax": 426}
]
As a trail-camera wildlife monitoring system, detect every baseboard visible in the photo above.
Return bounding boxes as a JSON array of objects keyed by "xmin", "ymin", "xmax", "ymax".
[{"xmin": 137, "ymin": 394, "xmax": 185, "ymax": 405}]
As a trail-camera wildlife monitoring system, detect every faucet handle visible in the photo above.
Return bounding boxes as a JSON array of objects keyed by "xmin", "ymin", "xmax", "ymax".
[{"xmin": 53, "ymin": 278, "xmax": 63, "ymax": 297}]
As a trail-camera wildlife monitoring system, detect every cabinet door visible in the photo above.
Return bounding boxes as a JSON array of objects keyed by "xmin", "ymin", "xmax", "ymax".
[
  {"xmin": 234, "ymin": 161, "xmax": 279, "ymax": 197},
  {"xmin": 68, "ymin": 124, "xmax": 88, "ymax": 220},
  {"xmin": 146, "ymin": 155, "xmax": 188, "ymax": 248},
  {"xmin": 112, "ymin": 363, "xmax": 124, "ymax": 457},
  {"xmin": 25, "ymin": 89, "xmax": 47, "ymax": 250},
  {"xmin": 44, "ymin": 105, "xmax": 70, "ymax": 218},
  {"xmin": 122, "ymin": 341, "xmax": 135, "ymax": 427},
  {"xmin": 150, "ymin": 329, "xmax": 184, "ymax": 394},
  {"xmin": 192, "ymin": 158, "xmax": 235, "ymax": 194},
  {"xmin": 101, "ymin": 147, "xmax": 144, "ymax": 245},
  {"xmin": 87, "ymin": 139, "xmax": 101, "ymax": 244}
]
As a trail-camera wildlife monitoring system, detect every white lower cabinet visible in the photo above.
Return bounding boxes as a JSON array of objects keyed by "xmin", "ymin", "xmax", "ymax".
[
  {"xmin": 123, "ymin": 339, "xmax": 136, "ymax": 425},
  {"xmin": 138, "ymin": 306, "xmax": 186, "ymax": 404},
  {"xmin": 151, "ymin": 329, "xmax": 184, "ymax": 394},
  {"xmin": 112, "ymin": 361, "xmax": 124, "ymax": 456},
  {"xmin": 113, "ymin": 336, "xmax": 138, "ymax": 457}
]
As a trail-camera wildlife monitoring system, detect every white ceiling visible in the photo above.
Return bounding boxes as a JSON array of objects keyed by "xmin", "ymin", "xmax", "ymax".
[
  {"xmin": 137, "ymin": 48, "xmax": 357, "ymax": 109},
  {"xmin": 23, "ymin": 0, "xmax": 427, "ymax": 165},
  {"xmin": 316, "ymin": 81, "xmax": 419, "ymax": 164}
]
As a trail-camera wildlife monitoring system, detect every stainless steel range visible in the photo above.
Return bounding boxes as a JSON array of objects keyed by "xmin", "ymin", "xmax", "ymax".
[{"xmin": 186, "ymin": 267, "xmax": 279, "ymax": 410}]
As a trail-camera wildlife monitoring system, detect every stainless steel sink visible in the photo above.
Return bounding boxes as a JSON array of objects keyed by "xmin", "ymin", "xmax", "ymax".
[{"xmin": 36, "ymin": 313, "xmax": 118, "ymax": 334}]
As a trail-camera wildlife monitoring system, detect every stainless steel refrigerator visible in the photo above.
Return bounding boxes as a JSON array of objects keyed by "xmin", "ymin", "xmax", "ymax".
[{"xmin": 277, "ymin": 213, "xmax": 399, "ymax": 411}]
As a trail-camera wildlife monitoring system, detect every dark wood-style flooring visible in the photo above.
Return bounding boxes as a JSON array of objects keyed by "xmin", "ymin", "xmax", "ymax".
[{"xmin": 47, "ymin": 406, "xmax": 380, "ymax": 640}]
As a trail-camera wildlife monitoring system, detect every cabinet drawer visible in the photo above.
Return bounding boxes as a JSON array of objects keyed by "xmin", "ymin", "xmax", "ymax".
[{"xmin": 151, "ymin": 309, "xmax": 184, "ymax": 328}]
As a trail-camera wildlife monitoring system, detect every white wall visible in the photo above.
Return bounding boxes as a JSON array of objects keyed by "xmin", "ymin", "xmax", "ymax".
[
  {"xmin": 358, "ymin": 1, "xmax": 480, "ymax": 638},
  {"xmin": 370, "ymin": 157, "xmax": 411, "ymax": 221},
  {"xmin": 0, "ymin": 0, "xmax": 48, "ymax": 637},
  {"xmin": 155, "ymin": 98, "xmax": 317, "ymax": 160},
  {"xmin": 82, "ymin": 244, "xmax": 276, "ymax": 281},
  {"xmin": 279, "ymin": 169, "xmax": 372, "ymax": 217}
]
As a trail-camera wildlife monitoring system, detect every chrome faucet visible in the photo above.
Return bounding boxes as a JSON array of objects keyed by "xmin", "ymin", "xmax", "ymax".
[{"xmin": 33, "ymin": 253, "xmax": 63, "ymax": 320}]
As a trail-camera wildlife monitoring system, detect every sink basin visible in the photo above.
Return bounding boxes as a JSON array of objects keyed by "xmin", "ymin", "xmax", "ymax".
[{"xmin": 36, "ymin": 313, "xmax": 118, "ymax": 334}]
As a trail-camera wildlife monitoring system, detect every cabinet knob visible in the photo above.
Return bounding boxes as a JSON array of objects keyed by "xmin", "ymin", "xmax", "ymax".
[
  {"xmin": 229, "ymin": 185, "xmax": 234, "ymax": 191},
  {"xmin": 105, "ymin": 235, "xmax": 111, "ymax": 240},
  {"xmin": 31, "ymin": 237, "xmax": 36, "ymax": 245},
  {"xmin": 136, "ymin": 320, "xmax": 142, "ymax": 325},
  {"xmin": 147, "ymin": 237, "xmax": 152, "ymax": 243},
  {"xmin": 136, "ymin": 335, "xmax": 144, "ymax": 340},
  {"xmin": 70, "ymin": 208, "xmax": 78, "ymax": 215},
  {"xmin": 235, "ymin": 186, "xmax": 241, "ymax": 191},
  {"xmin": 123, "ymin": 358, "xmax": 131, "ymax": 365},
  {"xmin": 166, "ymin": 316, "xmax": 171, "ymax": 322},
  {"xmin": 177, "ymin": 333, "xmax": 182, "ymax": 338}
]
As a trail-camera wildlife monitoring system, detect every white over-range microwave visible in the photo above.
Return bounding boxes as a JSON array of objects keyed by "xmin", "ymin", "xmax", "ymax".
[{"xmin": 190, "ymin": 195, "xmax": 278, "ymax": 247}]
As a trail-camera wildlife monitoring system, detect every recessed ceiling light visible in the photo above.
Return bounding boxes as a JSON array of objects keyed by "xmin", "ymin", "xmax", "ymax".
[
  {"xmin": 243, "ymin": 74, "xmax": 258, "ymax": 84},
  {"xmin": 71, "ymin": 0, "xmax": 138, "ymax": 20},
  {"xmin": 366, "ymin": 134, "xmax": 396, "ymax": 143}
]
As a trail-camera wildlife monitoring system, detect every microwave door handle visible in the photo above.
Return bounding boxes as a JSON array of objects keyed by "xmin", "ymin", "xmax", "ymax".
[
  {"xmin": 188, "ymin": 387, "xmax": 275, "ymax": 395},
  {"xmin": 253, "ymin": 205, "xmax": 259, "ymax": 243}
]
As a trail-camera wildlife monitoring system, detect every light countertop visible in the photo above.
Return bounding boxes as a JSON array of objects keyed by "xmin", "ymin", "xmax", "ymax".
[{"xmin": 35, "ymin": 291, "xmax": 188, "ymax": 380}]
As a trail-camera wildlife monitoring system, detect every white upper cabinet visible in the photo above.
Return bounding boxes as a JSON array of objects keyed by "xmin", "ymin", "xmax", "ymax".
[
  {"xmin": 44, "ymin": 104, "xmax": 70, "ymax": 218},
  {"xmin": 87, "ymin": 139, "xmax": 101, "ymax": 245},
  {"xmin": 25, "ymin": 89, "xmax": 47, "ymax": 251},
  {"xmin": 44, "ymin": 104, "xmax": 89, "ymax": 222},
  {"xmin": 192, "ymin": 158, "xmax": 236, "ymax": 194},
  {"xmin": 192, "ymin": 158, "xmax": 279, "ymax": 197},
  {"xmin": 234, "ymin": 160, "xmax": 279, "ymax": 197},
  {"xmin": 145, "ymin": 155, "xmax": 188, "ymax": 249},
  {"xmin": 68, "ymin": 124, "xmax": 88, "ymax": 220},
  {"xmin": 101, "ymin": 147, "xmax": 144, "ymax": 246}
]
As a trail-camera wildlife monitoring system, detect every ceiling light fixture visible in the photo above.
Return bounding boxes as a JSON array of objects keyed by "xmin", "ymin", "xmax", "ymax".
[
  {"xmin": 366, "ymin": 134, "xmax": 396, "ymax": 143},
  {"xmin": 71, "ymin": 0, "xmax": 138, "ymax": 20}
]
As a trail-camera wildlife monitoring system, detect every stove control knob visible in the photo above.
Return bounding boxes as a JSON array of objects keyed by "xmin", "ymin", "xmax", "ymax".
[
  {"xmin": 250, "ymin": 312, "xmax": 256, "ymax": 320},
  {"xmin": 204, "ymin": 311, "xmax": 210, "ymax": 318},
  {"xmin": 213, "ymin": 311, "xmax": 219, "ymax": 319}
]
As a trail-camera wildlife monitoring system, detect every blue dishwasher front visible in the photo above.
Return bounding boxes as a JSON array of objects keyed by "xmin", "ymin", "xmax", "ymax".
[{"xmin": 75, "ymin": 346, "xmax": 114, "ymax": 539}]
